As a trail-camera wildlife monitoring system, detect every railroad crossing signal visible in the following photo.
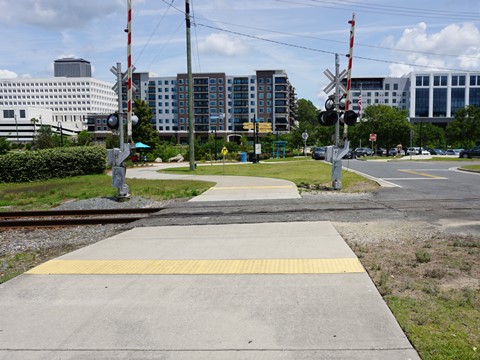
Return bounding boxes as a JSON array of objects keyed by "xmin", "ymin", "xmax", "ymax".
[
  {"xmin": 110, "ymin": 65, "xmax": 138, "ymax": 93},
  {"xmin": 323, "ymin": 68, "xmax": 347, "ymax": 94}
]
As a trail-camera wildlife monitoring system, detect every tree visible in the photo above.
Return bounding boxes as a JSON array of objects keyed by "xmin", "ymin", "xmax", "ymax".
[
  {"xmin": 33, "ymin": 125, "xmax": 55, "ymax": 149},
  {"xmin": 446, "ymin": 106, "xmax": 480, "ymax": 149},
  {"xmin": 132, "ymin": 99, "xmax": 159, "ymax": 148},
  {"xmin": 105, "ymin": 133, "xmax": 119, "ymax": 149},
  {"xmin": 0, "ymin": 137, "xmax": 10, "ymax": 155},
  {"xmin": 413, "ymin": 122, "xmax": 446, "ymax": 149},
  {"xmin": 353, "ymin": 105, "xmax": 411, "ymax": 152},
  {"xmin": 290, "ymin": 98, "xmax": 321, "ymax": 148},
  {"xmin": 75, "ymin": 130, "xmax": 93, "ymax": 146}
]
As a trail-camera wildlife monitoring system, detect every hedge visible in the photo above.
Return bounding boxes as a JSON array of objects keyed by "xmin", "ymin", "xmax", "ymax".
[{"xmin": 0, "ymin": 146, "xmax": 107, "ymax": 183}]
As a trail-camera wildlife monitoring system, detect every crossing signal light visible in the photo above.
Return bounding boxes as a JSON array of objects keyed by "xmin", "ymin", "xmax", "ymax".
[
  {"xmin": 318, "ymin": 110, "xmax": 339, "ymax": 126},
  {"xmin": 342, "ymin": 110, "xmax": 358, "ymax": 126}
]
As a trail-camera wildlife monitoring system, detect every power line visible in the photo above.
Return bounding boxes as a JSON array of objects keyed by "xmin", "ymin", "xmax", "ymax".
[
  {"xmin": 196, "ymin": 23, "xmax": 476, "ymax": 73},
  {"xmin": 276, "ymin": 0, "xmax": 480, "ymax": 21},
  {"xmin": 193, "ymin": 16, "xmax": 480, "ymax": 61},
  {"xmin": 135, "ymin": 0, "xmax": 176, "ymax": 65}
]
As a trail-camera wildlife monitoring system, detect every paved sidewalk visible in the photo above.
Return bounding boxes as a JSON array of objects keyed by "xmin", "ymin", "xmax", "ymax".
[
  {"xmin": 126, "ymin": 163, "xmax": 301, "ymax": 201},
  {"xmin": 0, "ymin": 222, "xmax": 419, "ymax": 359}
]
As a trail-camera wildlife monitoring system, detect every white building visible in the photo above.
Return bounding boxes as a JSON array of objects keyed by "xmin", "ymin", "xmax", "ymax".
[
  {"xmin": 347, "ymin": 71, "xmax": 480, "ymax": 128},
  {"xmin": 0, "ymin": 77, "xmax": 117, "ymax": 141}
]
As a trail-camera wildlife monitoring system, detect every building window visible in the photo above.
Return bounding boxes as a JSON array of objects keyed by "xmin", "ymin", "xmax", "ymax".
[
  {"xmin": 393, "ymin": 83, "xmax": 398, "ymax": 90},
  {"xmin": 433, "ymin": 88, "xmax": 447, "ymax": 117},
  {"xmin": 469, "ymin": 88, "xmax": 480, "ymax": 107},
  {"xmin": 385, "ymin": 84, "xmax": 390, "ymax": 90},
  {"xmin": 416, "ymin": 75, "xmax": 429, "ymax": 87},
  {"xmin": 452, "ymin": 75, "xmax": 466, "ymax": 86},
  {"xmin": 415, "ymin": 88, "xmax": 429, "ymax": 117},
  {"xmin": 451, "ymin": 88, "xmax": 465, "ymax": 114},
  {"xmin": 434, "ymin": 75, "xmax": 447, "ymax": 86},
  {"xmin": 3, "ymin": 109, "xmax": 14, "ymax": 118}
]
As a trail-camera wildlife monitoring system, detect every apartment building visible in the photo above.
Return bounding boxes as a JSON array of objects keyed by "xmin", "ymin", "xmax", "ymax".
[{"xmin": 133, "ymin": 70, "xmax": 296, "ymax": 143}]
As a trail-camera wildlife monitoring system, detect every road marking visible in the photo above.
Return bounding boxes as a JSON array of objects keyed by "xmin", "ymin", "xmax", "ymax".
[
  {"xmin": 398, "ymin": 170, "xmax": 447, "ymax": 179},
  {"xmin": 344, "ymin": 167, "xmax": 401, "ymax": 187},
  {"xmin": 26, "ymin": 258, "xmax": 365, "ymax": 275},
  {"xmin": 211, "ymin": 185, "xmax": 296, "ymax": 190},
  {"xmin": 382, "ymin": 178, "xmax": 446, "ymax": 181}
]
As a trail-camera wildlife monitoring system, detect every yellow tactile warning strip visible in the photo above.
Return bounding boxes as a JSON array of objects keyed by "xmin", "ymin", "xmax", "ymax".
[
  {"xmin": 26, "ymin": 258, "xmax": 365, "ymax": 275},
  {"xmin": 211, "ymin": 185, "xmax": 296, "ymax": 190},
  {"xmin": 398, "ymin": 169, "xmax": 446, "ymax": 179}
]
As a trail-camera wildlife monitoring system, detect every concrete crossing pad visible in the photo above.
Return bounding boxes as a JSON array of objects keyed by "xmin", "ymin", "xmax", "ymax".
[{"xmin": 0, "ymin": 222, "xmax": 419, "ymax": 359}]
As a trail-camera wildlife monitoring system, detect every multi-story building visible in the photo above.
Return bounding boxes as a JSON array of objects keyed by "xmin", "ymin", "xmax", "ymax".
[
  {"xmin": 346, "ymin": 71, "xmax": 480, "ymax": 129},
  {"xmin": 0, "ymin": 76, "xmax": 117, "ymax": 141},
  {"xmin": 409, "ymin": 71, "xmax": 480, "ymax": 127},
  {"xmin": 132, "ymin": 69, "xmax": 296, "ymax": 143},
  {"xmin": 54, "ymin": 58, "xmax": 92, "ymax": 78}
]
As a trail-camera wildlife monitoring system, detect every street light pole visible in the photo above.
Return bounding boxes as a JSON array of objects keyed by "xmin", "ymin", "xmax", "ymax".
[
  {"xmin": 14, "ymin": 114, "xmax": 19, "ymax": 143},
  {"xmin": 58, "ymin": 122, "xmax": 63, "ymax": 146}
]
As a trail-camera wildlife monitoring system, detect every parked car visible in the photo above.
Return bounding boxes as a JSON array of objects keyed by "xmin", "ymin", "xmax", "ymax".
[
  {"xmin": 427, "ymin": 148, "xmax": 446, "ymax": 155},
  {"xmin": 421, "ymin": 149, "xmax": 431, "ymax": 155},
  {"xmin": 446, "ymin": 149, "xmax": 462, "ymax": 156},
  {"xmin": 406, "ymin": 147, "xmax": 420, "ymax": 155},
  {"xmin": 343, "ymin": 149, "xmax": 354, "ymax": 159},
  {"xmin": 388, "ymin": 148, "xmax": 398, "ymax": 156},
  {"xmin": 354, "ymin": 147, "xmax": 373, "ymax": 157},
  {"xmin": 459, "ymin": 146, "xmax": 480, "ymax": 158},
  {"xmin": 312, "ymin": 146, "xmax": 326, "ymax": 160},
  {"xmin": 376, "ymin": 148, "xmax": 387, "ymax": 156}
]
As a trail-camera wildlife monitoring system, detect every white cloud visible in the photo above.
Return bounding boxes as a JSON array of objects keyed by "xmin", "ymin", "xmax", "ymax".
[
  {"xmin": 0, "ymin": 0, "xmax": 123, "ymax": 30},
  {"xmin": 389, "ymin": 63, "xmax": 414, "ymax": 77},
  {"xmin": 0, "ymin": 70, "xmax": 18, "ymax": 79},
  {"xmin": 197, "ymin": 33, "xmax": 249, "ymax": 56},
  {"xmin": 389, "ymin": 22, "xmax": 480, "ymax": 74}
]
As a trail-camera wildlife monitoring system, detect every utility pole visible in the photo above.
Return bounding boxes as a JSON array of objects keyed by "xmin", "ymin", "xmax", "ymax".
[{"xmin": 186, "ymin": 0, "xmax": 195, "ymax": 170}]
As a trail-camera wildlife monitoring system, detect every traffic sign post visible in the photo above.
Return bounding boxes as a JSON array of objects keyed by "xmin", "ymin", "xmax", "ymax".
[{"xmin": 221, "ymin": 146, "xmax": 228, "ymax": 170}]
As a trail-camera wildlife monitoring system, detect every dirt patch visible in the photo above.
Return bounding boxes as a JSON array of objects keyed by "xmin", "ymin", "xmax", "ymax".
[{"xmin": 335, "ymin": 220, "xmax": 480, "ymax": 296}]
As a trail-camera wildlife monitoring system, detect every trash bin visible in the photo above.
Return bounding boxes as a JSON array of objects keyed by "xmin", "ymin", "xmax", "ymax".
[{"xmin": 239, "ymin": 152, "xmax": 247, "ymax": 163}]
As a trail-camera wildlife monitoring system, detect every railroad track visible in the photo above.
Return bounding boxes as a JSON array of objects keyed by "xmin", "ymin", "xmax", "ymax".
[{"xmin": 0, "ymin": 208, "xmax": 163, "ymax": 229}]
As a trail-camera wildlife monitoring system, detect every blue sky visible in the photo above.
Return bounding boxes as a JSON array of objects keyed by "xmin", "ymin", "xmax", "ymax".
[{"xmin": 1, "ymin": 0, "xmax": 479, "ymax": 107}]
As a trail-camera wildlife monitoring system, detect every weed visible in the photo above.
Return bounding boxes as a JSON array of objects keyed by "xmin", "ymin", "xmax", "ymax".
[
  {"xmin": 415, "ymin": 250, "xmax": 431, "ymax": 263},
  {"xmin": 424, "ymin": 266, "xmax": 447, "ymax": 279},
  {"xmin": 378, "ymin": 271, "xmax": 392, "ymax": 296}
]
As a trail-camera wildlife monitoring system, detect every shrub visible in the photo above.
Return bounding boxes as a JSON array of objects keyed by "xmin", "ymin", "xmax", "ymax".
[
  {"xmin": 415, "ymin": 250, "xmax": 431, "ymax": 264},
  {"xmin": 0, "ymin": 146, "xmax": 107, "ymax": 183}
]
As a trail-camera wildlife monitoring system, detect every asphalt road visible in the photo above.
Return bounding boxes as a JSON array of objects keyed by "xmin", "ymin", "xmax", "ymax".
[{"xmin": 135, "ymin": 159, "xmax": 480, "ymax": 235}]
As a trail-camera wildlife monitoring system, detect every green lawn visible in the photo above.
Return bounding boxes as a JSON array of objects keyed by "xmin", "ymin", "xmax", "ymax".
[
  {"xmin": 161, "ymin": 159, "xmax": 378, "ymax": 192},
  {"xmin": 461, "ymin": 164, "xmax": 480, "ymax": 172},
  {"xmin": 0, "ymin": 174, "xmax": 214, "ymax": 211}
]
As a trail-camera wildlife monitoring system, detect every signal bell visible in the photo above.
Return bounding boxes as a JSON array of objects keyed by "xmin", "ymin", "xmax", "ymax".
[{"xmin": 107, "ymin": 114, "xmax": 119, "ymax": 129}]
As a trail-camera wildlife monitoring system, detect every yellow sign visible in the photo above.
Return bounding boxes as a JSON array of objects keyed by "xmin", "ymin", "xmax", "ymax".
[
  {"xmin": 221, "ymin": 147, "xmax": 228, "ymax": 156},
  {"xmin": 258, "ymin": 123, "xmax": 272, "ymax": 133},
  {"xmin": 242, "ymin": 122, "xmax": 254, "ymax": 129}
]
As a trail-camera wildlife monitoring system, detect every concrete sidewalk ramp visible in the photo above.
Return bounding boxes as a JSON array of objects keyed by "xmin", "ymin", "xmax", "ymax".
[
  {"xmin": 0, "ymin": 222, "xmax": 419, "ymax": 359},
  {"xmin": 125, "ymin": 164, "xmax": 301, "ymax": 201}
]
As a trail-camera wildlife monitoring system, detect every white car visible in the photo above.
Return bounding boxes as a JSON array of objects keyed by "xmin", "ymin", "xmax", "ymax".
[{"xmin": 421, "ymin": 150, "xmax": 430, "ymax": 155}]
